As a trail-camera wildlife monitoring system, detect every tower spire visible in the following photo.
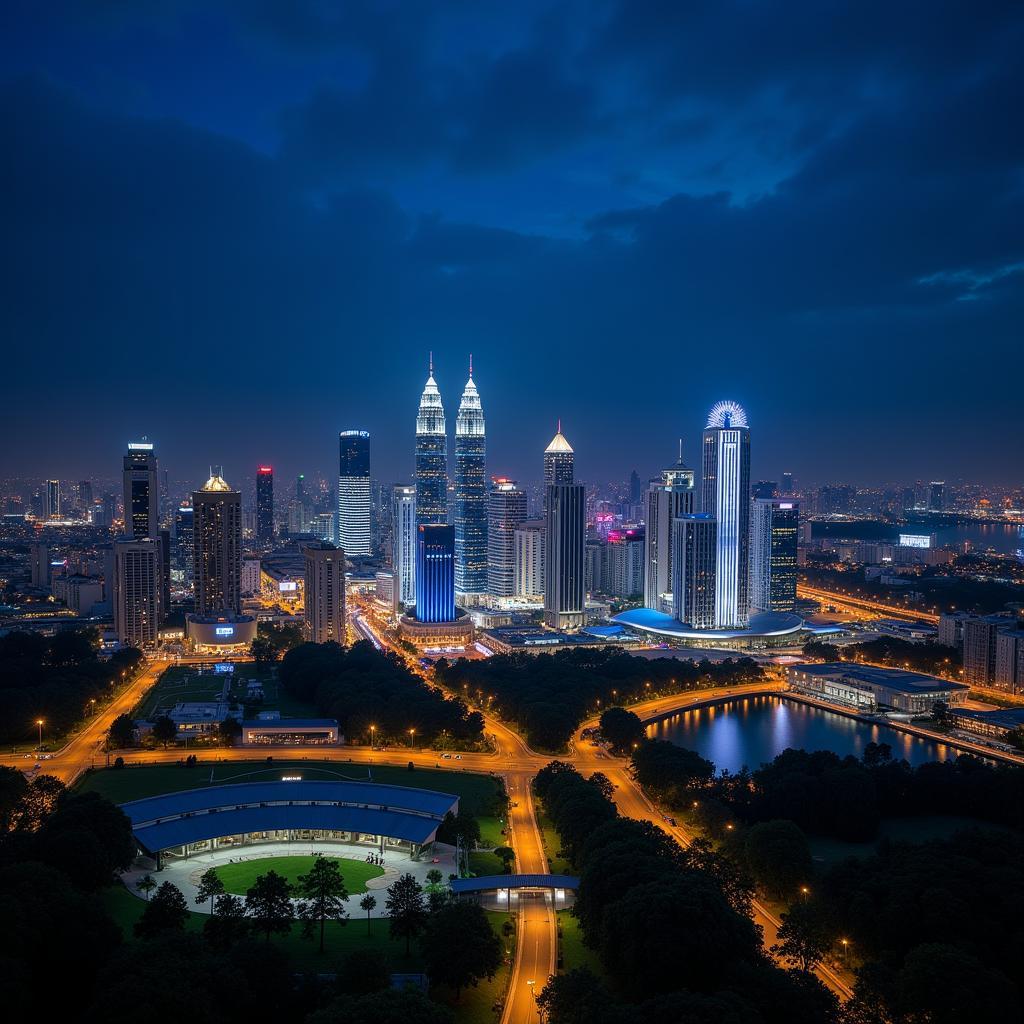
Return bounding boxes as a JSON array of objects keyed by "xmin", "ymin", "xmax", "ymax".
[
  {"xmin": 678, "ymin": 438, "xmax": 683, "ymax": 463},
  {"xmin": 429, "ymin": 350, "xmax": 433, "ymax": 375},
  {"xmin": 557, "ymin": 417, "xmax": 561, "ymax": 435},
  {"xmin": 469, "ymin": 353, "xmax": 473, "ymax": 378}
]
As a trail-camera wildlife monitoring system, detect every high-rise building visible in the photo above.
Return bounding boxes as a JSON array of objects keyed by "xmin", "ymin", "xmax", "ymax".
[
  {"xmin": 113, "ymin": 537, "xmax": 161, "ymax": 647},
  {"xmin": 192, "ymin": 469, "xmax": 242, "ymax": 616},
  {"xmin": 543, "ymin": 422, "xmax": 575, "ymax": 487},
  {"xmin": 102, "ymin": 492, "xmax": 118, "ymax": 528},
  {"xmin": 604, "ymin": 528, "xmax": 645, "ymax": 598},
  {"xmin": 994, "ymin": 629, "xmax": 1024, "ymax": 694},
  {"xmin": 123, "ymin": 441, "xmax": 158, "ymax": 539},
  {"xmin": 487, "ymin": 479, "xmax": 527, "ymax": 598},
  {"xmin": 175, "ymin": 503, "xmax": 194, "ymax": 589},
  {"xmin": 338, "ymin": 430, "xmax": 371, "ymax": 555},
  {"xmin": 672, "ymin": 514, "xmax": 717, "ymax": 629},
  {"xmin": 415, "ymin": 357, "xmax": 448, "ymax": 527},
  {"xmin": 514, "ymin": 520, "xmax": 545, "ymax": 598},
  {"xmin": 929, "ymin": 481, "xmax": 945, "ymax": 511},
  {"xmin": 749, "ymin": 499, "xmax": 799, "ymax": 613},
  {"xmin": 392, "ymin": 485, "xmax": 417, "ymax": 608},
  {"xmin": 29, "ymin": 542, "xmax": 49, "ymax": 587},
  {"xmin": 415, "ymin": 524, "xmax": 456, "ymax": 623},
  {"xmin": 702, "ymin": 401, "xmax": 752, "ymax": 628},
  {"xmin": 629, "ymin": 469, "xmax": 642, "ymax": 505},
  {"xmin": 454, "ymin": 361, "xmax": 488, "ymax": 601},
  {"xmin": 256, "ymin": 466, "xmax": 274, "ymax": 545},
  {"xmin": 544, "ymin": 481, "xmax": 586, "ymax": 631},
  {"xmin": 781, "ymin": 472, "xmax": 794, "ymax": 495},
  {"xmin": 310, "ymin": 512, "xmax": 336, "ymax": 543},
  {"xmin": 963, "ymin": 615, "xmax": 1015, "ymax": 686},
  {"xmin": 644, "ymin": 443, "xmax": 695, "ymax": 613},
  {"xmin": 304, "ymin": 542, "xmax": 347, "ymax": 644},
  {"xmin": 46, "ymin": 479, "xmax": 60, "ymax": 519},
  {"xmin": 78, "ymin": 480, "xmax": 93, "ymax": 511}
]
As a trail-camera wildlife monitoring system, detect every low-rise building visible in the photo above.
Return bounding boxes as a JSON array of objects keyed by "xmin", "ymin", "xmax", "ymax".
[
  {"xmin": 240, "ymin": 717, "xmax": 340, "ymax": 745},
  {"xmin": 946, "ymin": 706, "xmax": 1024, "ymax": 740},
  {"xmin": 788, "ymin": 662, "xmax": 968, "ymax": 714}
]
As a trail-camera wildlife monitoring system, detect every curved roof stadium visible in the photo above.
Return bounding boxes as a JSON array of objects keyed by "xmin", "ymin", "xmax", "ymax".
[
  {"xmin": 612, "ymin": 608, "xmax": 804, "ymax": 641},
  {"xmin": 121, "ymin": 780, "xmax": 459, "ymax": 855}
]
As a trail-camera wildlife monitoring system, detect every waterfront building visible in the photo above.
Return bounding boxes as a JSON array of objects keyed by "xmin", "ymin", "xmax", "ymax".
[
  {"xmin": 487, "ymin": 478, "xmax": 527, "ymax": 598},
  {"xmin": 788, "ymin": 663, "xmax": 968, "ymax": 713},
  {"xmin": 338, "ymin": 430, "xmax": 371, "ymax": 556},
  {"xmin": 672, "ymin": 514, "xmax": 717, "ymax": 630},
  {"xmin": 122, "ymin": 441, "xmax": 158, "ymax": 539},
  {"xmin": 544, "ymin": 481, "xmax": 586, "ymax": 631},
  {"xmin": 392, "ymin": 485, "xmax": 417, "ymax": 608},
  {"xmin": 514, "ymin": 519, "xmax": 545, "ymax": 598},
  {"xmin": 454, "ymin": 361, "xmax": 488, "ymax": 601},
  {"xmin": 701, "ymin": 401, "xmax": 751, "ymax": 628},
  {"xmin": 415, "ymin": 524, "xmax": 456, "ymax": 624},
  {"xmin": 749, "ymin": 498, "xmax": 799, "ymax": 613},
  {"xmin": 304, "ymin": 542, "xmax": 347, "ymax": 644},
  {"xmin": 113, "ymin": 537, "xmax": 161, "ymax": 647},
  {"xmin": 256, "ymin": 466, "xmax": 274, "ymax": 545},
  {"xmin": 643, "ymin": 443, "xmax": 695, "ymax": 613},
  {"xmin": 192, "ymin": 470, "xmax": 242, "ymax": 616},
  {"xmin": 415, "ymin": 357, "xmax": 448, "ymax": 527}
]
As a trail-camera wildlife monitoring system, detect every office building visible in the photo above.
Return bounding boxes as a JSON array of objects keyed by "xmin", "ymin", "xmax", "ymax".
[
  {"xmin": 487, "ymin": 479, "xmax": 527, "ymax": 598},
  {"xmin": 415, "ymin": 357, "xmax": 448, "ymax": 526},
  {"xmin": 672, "ymin": 514, "xmax": 717, "ymax": 629},
  {"xmin": 702, "ymin": 400, "xmax": 751, "ymax": 628},
  {"xmin": 514, "ymin": 519, "xmax": 545, "ymax": 598},
  {"xmin": 781, "ymin": 472, "xmax": 794, "ymax": 495},
  {"xmin": 46, "ymin": 479, "xmax": 60, "ymax": 519},
  {"xmin": 544, "ymin": 480, "xmax": 586, "ymax": 631},
  {"xmin": 310, "ymin": 512, "xmax": 336, "ymax": 543},
  {"xmin": 174, "ymin": 504, "xmax": 194, "ymax": 588},
  {"xmin": 749, "ymin": 498, "xmax": 799, "ymax": 613},
  {"xmin": 78, "ymin": 480, "xmax": 93, "ymax": 511},
  {"xmin": 454, "ymin": 362, "xmax": 488, "ymax": 601},
  {"xmin": 962, "ymin": 614, "xmax": 1015, "ymax": 686},
  {"xmin": 994, "ymin": 629, "xmax": 1024, "ymax": 694},
  {"xmin": 192, "ymin": 469, "xmax": 242, "ymax": 616},
  {"xmin": 338, "ymin": 430, "xmax": 371, "ymax": 555},
  {"xmin": 392, "ymin": 485, "xmax": 417, "ymax": 608},
  {"xmin": 543, "ymin": 422, "xmax": 575, "ymax": 487},
  {"xmin": 644, "ymin": 443, "xmax": 695, "ymax": 613},
  {"xmin": 415, "ymin": 524, "xmax": 456, "ymax": 623},
  {"xmin": 929, "ymin": 481, "xmax": 945, "ymax": 511},
  {"xmin": 29, "ymin": 542, "xmax": 49, "ymax": 587},
  {"xmin": 113, "ymin": 538, "xmax": 161, "ymax": 647},
  {"xmin": 603, "ymin": 528, "xmax": 645, "ymax": 598},
  {"xmin": 122, "ymin": 441, "xmax": 158, "ymax": 539},
  {"xmin": 303, "ymin": 542, "xmax": 347, "ymax": 644},
  {"xmin": 256, "ymin": 466, "xmax": 274, "ymax": 545}
]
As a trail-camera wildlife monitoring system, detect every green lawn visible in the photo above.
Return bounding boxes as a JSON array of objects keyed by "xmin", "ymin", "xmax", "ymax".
[
  {"xmin": 537, "ymin": 807, "xmax": 574, "ymax": 875},
  {"xmin": 77, "ymin": 759, "xmax": 505, "ymax": 818},
  {"xmin": 477, "ymin": 815, "xmax": 508, "ymax": 849},
  {"xmin": 212, "ymin": 855, "xmax": 384, "ymax": 895},
  {"xmin": 557, "ymin": 911, "xmax": 604, "ymax": 977},
  {"xmin": 468, "ymin": 851, "xmax": 505, "ymax": 876}
]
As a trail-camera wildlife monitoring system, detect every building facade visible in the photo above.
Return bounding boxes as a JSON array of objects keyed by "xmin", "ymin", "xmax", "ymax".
[
  {"xmin": 643, "ymin": 446, "xmax": 695, "ymax": 613},
  {"xmin": 963, "ymin": 614, "xmax": 1015, "ymax": 686},
  {"xmin": 392, "ymin": 485, "xmax": 417, "ymax": 609},
  {"xmin": 701, "ymin": 401, "xmax": 751, "ymax": 628},
  {"xmin": 749, "ymin": 498, "xmax": 799, "ymax": 613},
  {"xmin": 113, "ymin": 537, "xmax": 161, "ymax": 647},
  {"xmin": 304, "ymin": 542, "xmax": 347, "ymax": 644},
  {"xmin": 415, "ymin": 360, "xmax": 448, "ymax": 527},
  {"xmin": 256, "ymin": 466, "xmax": 274, "ymax": 545},
  {"xmin": 487, "ymin": 479, "xmax": 527, "ymax": 598},
  {"xmin": 192, "ymin": 471, "xmax": 242, "ymax": 616},
  {"xmin": 543, "ymin": 424, "xmax": 574, "ymax": 488},
  {"xmin": 415, "ymin": 524, "xmax": 456, "ymax": 623},
  {"xmin": 122, "ymin": 441, "xmax": 158, "ymax": 539},
  {"xmin": 672, "ymin": 514, "xmax": 717, "ymax": 629},
  {"xmin": 338, "ymin": 430, "xmax": 371, "ymax": 556},
  {"xmin": 514, "ymin": 519, "xmax": 545, "ymax": 598},
  {"xmin": 46, "ymin": 479, "xmax": 60, "ymax": 519},
  {"xmin": 454, "ymin": 366, "xmax": 488, "ymax": 601},
  {"xmin": 994, "ymin": 628, "xmax": 1024, "ymax": 694},
  {"xmin": 544, "ymin": 482, "xmax": 586, "ymax": 630}
]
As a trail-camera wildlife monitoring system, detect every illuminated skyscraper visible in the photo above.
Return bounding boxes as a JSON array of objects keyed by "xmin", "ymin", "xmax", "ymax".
[
  {"xmin": 750, "ymin": 498, "xmax": 799, "ymax": 613},
  {"xmin": 487, "ymin": 479, "xmax": 527, "ymax": 598},
  {"xmin": 192, "ymin": 469, "xmax": 242, "ymax": 616},
  {"xmin": 543, "ymin": 422, "xmax": 574, "ymax": 487},
  {"xmin": 392, "ymin": 485, "xmax": 417, "ymax": 608},
  {"xmin": 46, "ymin": 479, "xmax": 60, "ymax": 519},
  {"xmin": 672, "ymin": 514, "xmax": 717, "ymax": 629},
  {"xmin": 544, "ymin": 488, "xmax": 586, "ymax": 630},
  {"xmin": 338, "ymin": 430, "xmax": 371, "ymax": 555},
  {"xmin": 122, "ymin": 441, "xmax": 158, "ymax": 539},
  {"xmin": 929, "ymin": 481, "xmax": 945, "ymax": 511},
  {"xmin": 701, "ymin": 401, "xmax": 751, "ymax": 628},
  {"xmin": 113, "ymin": 538, "xmax": 161, "ymax": 647},
  {"xmin": 454, "ymin": 360, "xmax": 488, "ymax": 601},
  {"xmin": 415, "ymin": 524, "xmax": 456, "ymax": 623},
  {"xmin": 256, "ymin": 466, "xmax": 274, "ymax": 545},
  {"xmin": 175, "ymin": 503, "xmax": 194, "ymax": 589},
  {"xmin": 303, "ymin": 542, "xmax": 347, "ymax": 644},
  {"xmin": 415, "ymin": 356, "xmax": 448, "ymax": 527},
  {"xmin": 644, "ymin": 441, "xmax": 695, "ymax": 614}
]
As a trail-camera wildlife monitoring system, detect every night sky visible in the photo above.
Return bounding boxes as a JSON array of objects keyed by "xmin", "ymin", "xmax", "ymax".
[{"xmin": 2, "ymin": 2, "xmax": 1022, "ymax": 488}]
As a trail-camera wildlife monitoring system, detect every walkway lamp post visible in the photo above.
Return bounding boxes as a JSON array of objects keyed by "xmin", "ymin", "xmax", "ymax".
[
  {"xmin": 409, "ymin": 728, "xmax": 416, "ymax": 748},
  {"xmin": 369, "ymin": 724, "xmax": 376, "ymax": 749},
  {"xmin": 35, "ymin": 718, "xmax": 43, "ymax": 752}
]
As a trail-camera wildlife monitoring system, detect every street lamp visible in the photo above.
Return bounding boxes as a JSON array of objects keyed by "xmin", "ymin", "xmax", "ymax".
[
  {"xmin": 369, "ymin": 724, "xmax": 376, "ymax": 749},
  {"xmin": 409, "ymin": 728, "xmax": 416, "ymax": 748},
  {"xmin": 35, "ymin": 718, "xmax": 44, "ymax": 752},
  {"xmin": 840, "ymin": 938, "xmax": 849, "ymax": 964}
]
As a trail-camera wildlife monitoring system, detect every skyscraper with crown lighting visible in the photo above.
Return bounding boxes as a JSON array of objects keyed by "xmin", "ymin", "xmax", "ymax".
[
  {"xmin": 415, "ymin": 356, "xmax": 448, "ymax": 527},
  {"xmin": 454, "ymin": 358, "xmax": 488, "ymax": 602}
]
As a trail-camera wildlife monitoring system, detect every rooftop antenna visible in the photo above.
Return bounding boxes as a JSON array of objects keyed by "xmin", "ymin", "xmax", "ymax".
[
  {"xmin": 429, "ymin": 350, "xmax": 434, "ymax": 375},
  {"xmin": 557, "ymin": 418, "xmax": 562, "ymax": 434},
  {"xmin": 469, "ymin": 352, "xmax": 473, "ymax": 377},
  {"xmin": 678, "ymin": 438, "xmax": 683, "ymax": 463}
]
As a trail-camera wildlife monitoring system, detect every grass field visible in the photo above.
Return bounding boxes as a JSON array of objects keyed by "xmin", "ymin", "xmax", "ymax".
[
  {"xmin": 78, "ymin": 759, "xmax": 505, "ymax": 821},
  {"xmin": 537, "ymin": 807, "xmax": 573, "ymax": 875},
  {"xmin": 212, "ymin": 855, "xmax": 384, "ymax": 895},
  {"xmin": 557, "ymin": 911, "xmax": 604, "ymax": 977},
  {"xmin": 468, "ymin": 850, "xmax": 505, "ymax": 876}
]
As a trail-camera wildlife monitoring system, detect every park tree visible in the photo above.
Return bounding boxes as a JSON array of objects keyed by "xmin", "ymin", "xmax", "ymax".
[
  {"xmin": 296, "ymin": 855, "xmax": 349, "ymax": 953},
  {"xmin": 421, "ymin": 900, "xmax": 502, "ymax": 999},
  {"xmin": 218, "ymin": 715, "xmax": 242, "ymax": 746},
  {"xmin": 436, "ymin": 809, "xmax": 481, "ymax": 849},
  {"xmin": 203, "ymin": 893, "xmax": 252, "ymax": 950},
  {"xmin": 588, "ymin": 772, "xmax": 614, "ymax": 800},
  {"xmin": 772, "ymin": 900, "xmax": 834, "ymax": 973},
  {"xmin": 359, "ymin": 893, "xmax": 377, "ymax": 936},
  {"xmin": 537, "ymin": 968, "xmax": 612, "ymax": 1024},
  {"xmin": 494, "ymin": 845, "xmax": 515, "ymax": 873},
  {"xmin": 136, "ymin": 873, "xmax": 157, "ymax": 900},
  {"xmin": 134, "ymin": 881, "xmax": 189, "ymax": 938},
  {"xmin": 195, "ymin": 867, "xmax": 225, "ymax": 913},
  {"xmin": 108, "ymin": 713, "xmax": 136, "ymax": 749},
  {"xmin": 245, "ymin": 870, "xmax": 294, "ymax": 942},
  {"xmin": 599, "ymin": 707, "xmax": 645, "ymax": 753},
  {"xmin": 385, "ymin": 872, "xmax": 428, "ymax": 956},
  {"xmin": 742, "ymin": 819, "xmax": 813, "ymax": 900},
  {"xmin": 308, "ymin": 988, "xmax": 454, "ymax": 1024},
  {"xmin": 151, "ymin": 715, "xmax": 177, "ymax": 747}
]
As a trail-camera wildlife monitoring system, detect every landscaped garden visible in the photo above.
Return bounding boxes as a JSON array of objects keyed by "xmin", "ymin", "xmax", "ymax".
[{"xmin": 212, "ymin": 855, "xmax": 385, "ymax": 895}]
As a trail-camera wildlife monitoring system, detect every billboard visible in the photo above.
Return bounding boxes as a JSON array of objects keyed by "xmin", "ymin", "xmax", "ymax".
[
  {"xmin": 215, "ymin": 626, "xmax": 235, "ymax": 637},
  {"xmin": 898, "ymin": 533, "xmax": 932, "ymax": 549}
]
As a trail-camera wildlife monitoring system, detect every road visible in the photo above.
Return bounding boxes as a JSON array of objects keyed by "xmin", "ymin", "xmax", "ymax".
[{"xmin": 797, "ymin": 584, "xmax": 940, "ymax": 625}]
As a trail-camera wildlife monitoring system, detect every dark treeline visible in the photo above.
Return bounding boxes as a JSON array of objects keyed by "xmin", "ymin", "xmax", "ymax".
[
  {"xmin": 279, "ymin": 640, "xmax": 484, "ymax": 748},
  {"xmin": 633, "ymin": 740, "xmax": 1024, "ymax": 841},
  {"xmin": 0, "ymin": 630, "xmax": 143, "ymax": 746},
  {"xmin": 534, "ymin": 762, "xmax": 840, "ymax": 1024},
  {"xmin": 438, "ymin": 648, "xmax": 765, "ymax": 750}
]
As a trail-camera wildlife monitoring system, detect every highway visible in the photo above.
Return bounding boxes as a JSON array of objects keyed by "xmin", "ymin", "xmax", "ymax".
[{"xmin": 797, "ymin": 583, "xmax": 940, "ymax": 625}]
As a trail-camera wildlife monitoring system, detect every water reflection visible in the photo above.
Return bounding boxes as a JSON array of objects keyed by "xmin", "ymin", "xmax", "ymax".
[{"xmin": 647, "ymin": 695, "xmax": 955, "ymax": 772}]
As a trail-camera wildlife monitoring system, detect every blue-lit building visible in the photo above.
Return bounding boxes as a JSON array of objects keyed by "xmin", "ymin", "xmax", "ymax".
[
  {"xmin": 415, "ymin": 359, "xmax": 448, "ymax": 527},
  {"xmin": 701, "ymin": 400, "xmax": 751, "ymax": 628},
  {"xmin": 415, "ymin": 524, "xmax": 456, "ymax": 623},
  {"xmin": 454, "ymin": 362, "xmax": 488, "ymax": 602},
  {"xmin": 338, "ymin": 429, "xmax": 371, "ymax": 555}
]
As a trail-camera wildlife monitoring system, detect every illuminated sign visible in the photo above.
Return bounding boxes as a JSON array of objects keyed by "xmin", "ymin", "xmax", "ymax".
[
  {"xmin": 214, "ymin": 663, "xmax": 234, "ymax": 673},
  {"xmin": 340, "ymin": 430, "xmax": 370, "ymax": 438},
  {"xmin": 281, "ymin": 775, "xmax": 302, "ymax": 781},
  {"xmin": 899, "ymin": 533, "xmax": 932, "ymax": 549},
  {"xmin": 779, "ymin": 503, "xmax": 794, "ymax": 509},
  {"xmin": 258, "ymin": 466, "xmax": 272, "ymax": 473},
  {"xmin": 279, "ymin": 581, "xmax": 298, "ymax": 592},
  {"xmin": 215, "ymin": 626, "xmax": 235, "ymax": 637},
  {"xmin": 128, "ymin": 442, "xmax": 154, "ymax": 451}
]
